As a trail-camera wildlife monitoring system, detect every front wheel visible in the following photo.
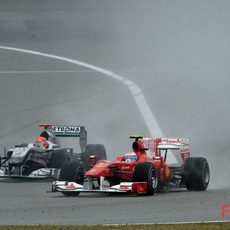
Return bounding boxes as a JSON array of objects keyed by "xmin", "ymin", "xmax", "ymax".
[
  {"xmin": 133, "ymin": 162, "xmax": 158, "ymax": 195},
  {"xmin": 49, "ymin": 149, "xmax": 68, "ymax": 169},
  {"xmin": 59, "ymin": 161, "xmax": 84, "ymax": 196}
]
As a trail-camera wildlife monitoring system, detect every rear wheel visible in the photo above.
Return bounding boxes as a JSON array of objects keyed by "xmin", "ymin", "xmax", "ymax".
[
  {"xmin": 184, "ymin": 157, "xmax": 210, "ymax": 191},
  {"xmin": 59, "ymin": 161, "xmax": 84, "ymax": 196},
  {"xmin": 133, "ymin": 162, "xmax": 158, "ymax": 195}
]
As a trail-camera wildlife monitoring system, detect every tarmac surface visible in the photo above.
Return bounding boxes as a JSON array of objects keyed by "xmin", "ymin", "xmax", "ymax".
[
  {"xmin": 0, "ymin": 181, "xmax": 229, "ymax": 225},
  {"xmin": 0, "ymin": 0, "xmax": 230, "ymax": 225}
]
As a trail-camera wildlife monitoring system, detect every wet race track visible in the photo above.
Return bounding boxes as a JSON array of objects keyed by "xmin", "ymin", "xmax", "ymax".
[
  {"xmin": 0, "ymin": 0, "xmax": 230, "ymax": 225},
  {"xmin": 0, "ymin": 181, "xmax": 229, "ymax": 225}
]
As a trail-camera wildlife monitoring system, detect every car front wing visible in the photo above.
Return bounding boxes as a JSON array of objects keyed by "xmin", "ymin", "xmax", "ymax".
[{"xmin": 51, "ymin": 180, "xmax": 148, "ymax": 195}]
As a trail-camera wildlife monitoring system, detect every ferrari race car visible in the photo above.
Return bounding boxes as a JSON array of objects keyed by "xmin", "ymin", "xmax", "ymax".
[
  {"xmin": 0, "ymin": 124, "xmax": 106, "ymax": 179},
  {"xmin": 52, "ymin": 135, "xmax": 210, "ymax": 196}
]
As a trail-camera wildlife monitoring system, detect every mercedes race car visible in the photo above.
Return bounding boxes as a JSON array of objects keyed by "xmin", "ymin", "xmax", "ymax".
[
  {"xmin": 52, "ymin": 135, "xmax": 210, "ymax": 196},
  {"xmin": 0, "ymin": 124, "xmax": 106, "ymax": 179}
]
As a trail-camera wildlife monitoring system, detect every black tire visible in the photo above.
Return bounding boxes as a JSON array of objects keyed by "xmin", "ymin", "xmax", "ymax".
[
  {"xmin": 81, "ymin": 144, "xmax": 107, "ymax": 171},
  {"xmin": 59, "ymin": 161, "xmax": 84, "ymax": 196},
  {"xmin": 49, "ymin": 149, "xmax": 68, "ymax": 168},
  {"xmin": 133, "ymin": 162, "xmax": 158, "ymax": 195},
  {"xmin": 184, "ymin": 157, "xmax": 210, "ymax": 191}
]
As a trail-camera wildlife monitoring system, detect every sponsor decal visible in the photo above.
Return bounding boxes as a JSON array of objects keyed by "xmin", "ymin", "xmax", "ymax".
[
  {"xmin": 96, "ymin": 163, "xmax": 107, "ymax": 168},
  {"xmin": 66, "ymin": 184, "xmax": 77, "ymax": 190},
  {"xmin": 221, "ymin": 204, "xmax": 230, "ymax": 219},
  {"xmin": 161, "ymin": 138, "xmax": 180, "ymax": 144},
  {"xmin": 119, "ymin": 186, "xmax": 129, "ymax": 191},
  {"xmin": 121, "ymin": 166, "xmax": 131, "ymax": 170},
  {"xmin": 96, "ymin": 161, "xmax": 111, "ymax": 168},
  {"xmin": 95, "ymin": 165, "xmax": 104, "ymax": 168},
  {"xmin": 120, "ymin": 183, "xmax": 132, "ymax": 187},
  {"xmin": 49, "ymin": 126, "xmax": 81, "ymax": 136}
]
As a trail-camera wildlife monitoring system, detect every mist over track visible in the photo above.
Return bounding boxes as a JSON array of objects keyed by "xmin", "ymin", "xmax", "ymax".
[{"xmin": 0, "ymin": 0, "xmax": 230, "ymax": 225}]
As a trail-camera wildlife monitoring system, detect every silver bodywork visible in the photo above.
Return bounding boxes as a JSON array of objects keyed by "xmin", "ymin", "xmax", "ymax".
[
  {"xmin": 0, "ymin": 142, "xmax": 61, "ymax": 179},
  {"xmin": 0, "ymin": 125, "xmax": 84, "ymax": 179}
]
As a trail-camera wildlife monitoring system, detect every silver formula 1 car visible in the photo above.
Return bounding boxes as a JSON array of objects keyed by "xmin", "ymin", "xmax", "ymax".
[{"xmin": 0, "ymin": 124, "xmax": 106, "ymax": 179}]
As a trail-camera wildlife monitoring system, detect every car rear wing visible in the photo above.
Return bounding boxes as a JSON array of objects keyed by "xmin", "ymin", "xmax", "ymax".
[
  {"xmin": 140, "ymin": 137, "xmax": 190, "ymax": 163},
  {"xmin": 157, "ymin": 138, "xmax": 189, "ymax": 149},
  {"xmin": 39, "ymin": 124, "xmax": 87, "ymax": 152}
]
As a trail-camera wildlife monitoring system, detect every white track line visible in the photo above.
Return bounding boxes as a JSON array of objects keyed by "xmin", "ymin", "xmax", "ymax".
[
  {"xmin": 0, "ymin": 70, "xmax": 109, "ymax": 74},
  {"xmin": 105, "ymin": 220, "xmax": 230, "ymax": 226},
  {"xmin": 0, "ymin": 45, "xmax": 163, "ymax": 137}
]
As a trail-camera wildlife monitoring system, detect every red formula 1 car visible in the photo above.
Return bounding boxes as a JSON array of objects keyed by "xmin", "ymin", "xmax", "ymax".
[{"xmin": 51, "ymin": 135, "xmax": 210, "ymax": 196}]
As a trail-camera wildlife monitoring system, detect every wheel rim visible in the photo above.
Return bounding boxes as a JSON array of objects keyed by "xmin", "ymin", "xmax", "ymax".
[
  {"xmin": 203, "ymin": 164, "xmax": 210, "ymax": 184},
  {"xmin": 150, "ymin": 169, "xmax": 158, "ymax": 189}
]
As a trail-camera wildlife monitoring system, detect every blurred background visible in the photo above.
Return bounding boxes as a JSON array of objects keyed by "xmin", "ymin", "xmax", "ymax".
[{"xmin": 0, "ymin": 0, "xmax": 230, "ymax": 189}]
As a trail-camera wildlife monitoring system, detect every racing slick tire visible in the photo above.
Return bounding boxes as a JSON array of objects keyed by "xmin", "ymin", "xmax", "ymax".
[
  {"xmin": 184, "ymin": 157, "xmax": 210, "ymax": 191},
  {"xmin": 49, "ymin": 149, "xmax": 68, "ymax": 169},
  {"xmin": 81, "ymin": 144, "xmax": 107, "ymax": 171},
  {"xmin": 133, "ymin": 162, "xmax": 158, "ymax": 195},
  {"xmin": 59, "ymin": 161, "xmax": 84, "ymax": 196}
]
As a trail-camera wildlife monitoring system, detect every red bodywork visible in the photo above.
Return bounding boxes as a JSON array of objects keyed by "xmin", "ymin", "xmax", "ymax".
[
  {"xmin": 52, "ymin": 136, "xmax": 191, "ymax": 195},
  {"xmin": 85, "ymin": 137, "xmax": 187, "ymax": 185}
]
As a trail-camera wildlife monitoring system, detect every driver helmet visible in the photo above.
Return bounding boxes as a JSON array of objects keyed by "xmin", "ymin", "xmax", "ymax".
[
  {"xmin": 123, "ymin": 152, "xmax": 138, "ymax": 162},
  {"xmin": 35, "ymin": 136, "xmax": 49, "ymax": 149}
]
